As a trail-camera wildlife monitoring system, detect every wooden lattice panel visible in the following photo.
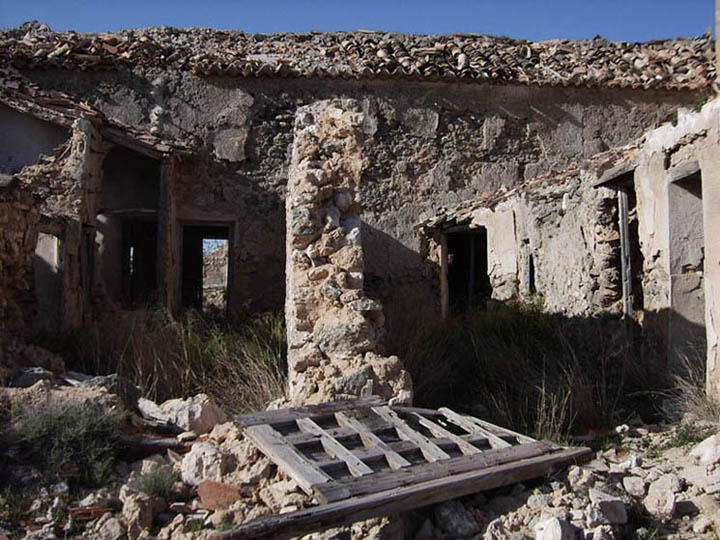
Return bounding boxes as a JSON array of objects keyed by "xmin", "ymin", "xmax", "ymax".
[{"xmin": 225, "ymin": 397, "xmax": 591, "ymax": 539}]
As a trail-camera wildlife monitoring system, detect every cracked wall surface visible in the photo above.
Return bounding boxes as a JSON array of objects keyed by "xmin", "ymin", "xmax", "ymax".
[
  {"xmin": 285, "ymin": 99, "xmax": 412, "ymax": 405},
  {"xmin": 18, "ymin": 68, "xmax": 705, "ymax": 327}
]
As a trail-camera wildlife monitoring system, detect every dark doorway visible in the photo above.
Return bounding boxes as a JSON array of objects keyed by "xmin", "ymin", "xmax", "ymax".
[
  {"xmin": 122, "ymin": 219, "xmax": 158, "ymax": 305},
  {"xmin": 447, "ymin": 229, "xmax": 492, "ymax": 314},
  {"xmin": 182, "ymin": 225, "xmax": 230, "ymax": 313}
]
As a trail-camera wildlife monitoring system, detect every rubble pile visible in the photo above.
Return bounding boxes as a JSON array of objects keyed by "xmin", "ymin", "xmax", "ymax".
[
  {"xmin": 0, "ymin": 363, "xmax": 309, "ymax": 539},
  {"xmin": 2, "ymin": 355, "xmax": 720, "ymax": 539},
  {"xmin": 0, "ymin": 21, "xmax": 714, "ymax": 90},
  {"xmin": 285, "ymin": 99, "xmax": 412, "ymax": 405},
  {"xmin": 408, "ymin": 421, "xmax": 720, "ymax": 539}
]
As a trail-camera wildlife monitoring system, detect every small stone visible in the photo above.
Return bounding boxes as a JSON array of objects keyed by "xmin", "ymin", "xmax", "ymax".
[
  {"xmin": 180, "ymin": 442, "xmax": 232, "ymax": 486},
  {"xmin": 197, "ymin": 480, "xmax": 244, "ymax": 510},
  {"xmin": 177, "ymin": 431, "xmax": 197, "ymax": 442},
  {"xmin": 690, "ymin": 434, "xmax": 720, "ymax": 465},
  {"xmin": 161, "ymin": 393, "xmax": 227, "ymax": 434},
  {"xmin": 622, "ymin": 476, "xmax": 646, "ymax": 498},
  {"xmin": 533, "ymin": 517, "xmax": 575, "ymax": 540},
  {"xmin": 589, "ymin": 488, "xmax": 627, "ymax": 524},
  {"xmin": 693, "ymin": 516, "xmax": 712, "ymax": 534},
  {"xmin": 643, "ymin": 489, "xmax": 676, "ymax": 519}
]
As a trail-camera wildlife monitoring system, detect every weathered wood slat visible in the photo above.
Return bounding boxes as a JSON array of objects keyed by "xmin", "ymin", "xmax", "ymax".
[
  {"xmin": 372, "ymin": 406, "xmax": 450, "ymax": 462},
  {"xmin": 314, "ymin": 440, "xmax": 555, "ymax": 503},
  {"xmin": 314, "ymin": 435, "xmax": 496, "ymax": 474},
  {"xmin": 243, "ymin": 424, "xmax": 337, "ymax": 497},
  {"xmin": 335, "ymin": 411, "xmax": 411, "ymax": 470},
  {"xmin": 468, "ymin": 417, "xmax": 537, "ymax": 445},
  {"xmin": 219, "ymin": 446, "xmax": 593, "ymax": 540},
  {"xmin": 296, "ymin": 417, "xmax": 374, "ymax": 477},
  {"xmin": 237, "ymin": 396, "xmax": 384, "ymax": 428},
  {"xmin": 287, "ymin": 424, "xmax": 395, "ymax": 448},
  {"xmin": 408, "ymin": 412, "xmax": 481, "ymax": 455},
  {"xmin": 439, "ymin": 407, "xmax": 512, "ymax": 448},
  {"xmin": 288, "ymin": 425, "xmax": 513, "ymax": 450}
]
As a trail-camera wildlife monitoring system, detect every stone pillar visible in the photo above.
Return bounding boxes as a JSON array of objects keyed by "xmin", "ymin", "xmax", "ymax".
[{"xmin": 285, "ymin": 99, "xmax": 412, "ymax": 406}]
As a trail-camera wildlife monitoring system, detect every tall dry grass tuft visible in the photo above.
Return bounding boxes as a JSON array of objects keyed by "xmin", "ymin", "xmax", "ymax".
[
  {"xmin": 35, "ymin": 310, "xmax": 287, "ymax": 414},
  {"xmin": 391, "ymin": 302, "xmax": 661, "ymax": 442},
  {"xmin": 662, "ymin": 346, "xmax": 720, "ymax": 425}
]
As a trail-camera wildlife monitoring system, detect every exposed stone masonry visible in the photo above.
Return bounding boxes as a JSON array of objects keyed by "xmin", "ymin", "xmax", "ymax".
[{"xmin": 285, "ymin": 99, "xmax": 412, "ymax": 405}]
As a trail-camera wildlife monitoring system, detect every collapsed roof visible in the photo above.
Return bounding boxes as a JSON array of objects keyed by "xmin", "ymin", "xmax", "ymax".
[{"xmin": 0, "ymin": 21, "xmax": 715, "ymax": 90}]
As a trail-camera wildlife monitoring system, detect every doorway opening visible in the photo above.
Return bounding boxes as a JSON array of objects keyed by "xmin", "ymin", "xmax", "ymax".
[
  {"xmin": 668, "ymin": 170, "xmax": 705, "ymax": 368},
  {"xmin": 182, "ymin": 225, "xmax": 230, "ymax": 315},
  {"xmin": 446, "ymin": 228, "xmax": 492, "ymax": 314},
  {"xmin": 122, "ymin": 219, "xmax": 158, "ymax": 306}
]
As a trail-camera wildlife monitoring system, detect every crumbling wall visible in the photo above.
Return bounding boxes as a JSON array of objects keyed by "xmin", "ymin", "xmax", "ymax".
[
  {"xmin": 430, "ymin": 173, "xmax": 622, "ymax": 318},
  {"xmin": 22, "ymin": 67, "xmax": 705, "ymax": 326},
  {"xmin": 285, "ymin": 99, "xmax": 412, "ymax": 405},
  {"xmin": 0, "ymin": 178, "xmax": 39, "ymax": 376},
  {"xmin": 635, "ymin": 99, "xmax": 720, "ymax": 397}
]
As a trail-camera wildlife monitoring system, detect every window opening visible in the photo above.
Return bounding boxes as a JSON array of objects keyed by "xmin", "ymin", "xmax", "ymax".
[
  {"xmin": 122, "ymin": 219, "xmax": 158, "ymax": 306},
  {"xmin": 528, "ymin": 253, "xmax": 537, "ymax": 296},
  {"xmin": 446, "ymin": 229, "xmax": 492, "ymax": 314},
  {"xmin": 182, "ymin": 225, "xmax": 230, "ymax": 315}
]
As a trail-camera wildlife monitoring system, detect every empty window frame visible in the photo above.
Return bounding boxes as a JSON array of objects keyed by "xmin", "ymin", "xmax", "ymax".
[
  {"xmin": 446, "ymin": 228, "xmax": 492, "ymax": 314},
  {"xmin": 122, "ymin": 219, "xmax": 158, "ymax": 305},
  {"xmin": 181, "ymin": 224, "xmax": 230, "ymax": 314}
]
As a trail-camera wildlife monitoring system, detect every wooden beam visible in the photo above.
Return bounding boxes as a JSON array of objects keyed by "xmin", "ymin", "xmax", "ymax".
[
  {"xmin": 243, "ymin": 424, "xmax": 337, "ymax": 498},
  {"xmin": 314, "ymin": 440, "xmax": 556, "ymax": 503},
  {"xmin": 237, "ymin": 397, "xmax": 384, "ymax": 428},
  {"xmin": 439, "ymin": 407, "xmax": 511, "ymax": 449},
  {"xmin": 371, "ymin": 406, "xmax": 450, "ymax": 462},
  {"xmin": 296, "ymin": 417, "xmax": 373, "ymax": 477},
  {"xmin": 408, "ymin": 412, "xmax": 481, "ymax": 455},
  {"xmin": 218, "ymin": 446, "xmax": 592, "ymax": 540},
  {"xmin": 465, "ymin": 417, "xmax": 537, "ymax": 445},
  {"xmin": 335, "ymin": 411, "xmax": 411, "ymax": 470}
]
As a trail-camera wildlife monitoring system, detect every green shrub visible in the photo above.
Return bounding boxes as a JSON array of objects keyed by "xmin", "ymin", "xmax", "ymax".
[
  {"xmin": 12, "ymin": 403, "xmax": 126, "ymax": 488},
  {"xmin": 133, "ymin": 467, "xmax": 178, "ymax": 500}
]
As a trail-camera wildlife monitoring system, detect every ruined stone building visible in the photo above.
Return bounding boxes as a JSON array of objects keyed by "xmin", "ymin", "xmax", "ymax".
[{"xmin": 1, "ymin": 21, "xmax": 719, "ymax": 401}]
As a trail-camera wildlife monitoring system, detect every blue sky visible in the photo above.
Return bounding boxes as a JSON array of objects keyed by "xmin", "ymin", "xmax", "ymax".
[{"xmin": 0, "ymin": 1, "xmax": 714, "ymax": 42}]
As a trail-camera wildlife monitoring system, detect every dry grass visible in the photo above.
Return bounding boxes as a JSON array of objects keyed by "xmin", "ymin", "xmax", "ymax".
[
  {"xmin": 662, "ymin": 348, "xmax": 720, "ymax": 425},
  {"xmin": 35, "ymin": 310, "xmax": 287, "ymax": 415},
  {"xmin": 390, "ymin": 302, "xmax": 663, "ymax": 442}
]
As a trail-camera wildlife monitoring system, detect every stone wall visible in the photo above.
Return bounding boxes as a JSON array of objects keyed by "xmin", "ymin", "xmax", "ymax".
[
  {"xmin": 22, "ymin": 69, "xmax": 705, "ymax": 326},
  {"xmin": 426, "ymin": 170, "xmax": 623, "ymax": 319},
  {"xmin": 285, "ymin": 99, "xmax": 412, "ymax": 405},
  {"xmin": 0, "ymin": 178, "xmax": 39, "ymax": 375},
  {"xmin": 634, "ymin": 99, "xmax": 720, "ymax": 397}
]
